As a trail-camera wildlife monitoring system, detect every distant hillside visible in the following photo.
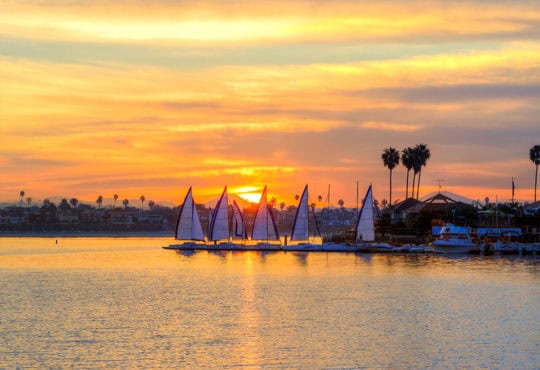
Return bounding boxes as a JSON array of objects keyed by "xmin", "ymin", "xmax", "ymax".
[{"xmin": 1, "ymin": 196, "xmax": 177, "ymax": 209}]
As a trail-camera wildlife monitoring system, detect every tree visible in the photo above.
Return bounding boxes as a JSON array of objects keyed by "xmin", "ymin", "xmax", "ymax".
[
  {"xmin": 148, "ymin": 200, "xmax": 155, "ymax": 210},
  {"xmin": 337, "ymin": 199, "xmax": 345, "ymax": 208},
  {"xmin": 19, "ymin": 190, "xmax": 25, "ymax": 208},
  {"xmin": 69, "ymin": 198, "xmax": 78, "ymax": 208},
  {"xmin": 269, "ymin": 197, "xmax": 277, "ymax": 208},
  {"xmin": 295, "ymin": 194, "xmax": 300, "ymax": 201},
  {"xmin": 279, "ymin": 201, "xmax": 285, "ymax": 211},
  {"xmin": 140, "ymin": 195, "xmax": 146, "ymax": 216},
  {"xmin": 26, "ymin": 197, "xmax": 32, "ymax": 208},
  {"xmin": 317, "ymin": 195, "xmax": 323, "ymax": 203},
  {"xmin": 381, "ymin": 147, "xmax": 400, "ymax": 206},
  {"xmin": 113, "ymin": 194, "xmax": 119, "ymax": 208},
  {"xmin": 59, "ymin": 199, "xmax": 71, "ymax": 212},
  {"xmin": 122, "ymin": 199, "xmax": 129, "ymax": 209},
  {"xmin": 530, "ymin": 145, "xmax": 540, "ymax": 202},
  {"xmin": 401, "ymin": 147, "xmax": 414, "ymax": 199},
  {"xmin": 96, "ymin": 195, "xmax": 103, "ymax": 209},
  {"xmin": 413, "ymin": 144, "xmax": 431, "ymax": 199}
]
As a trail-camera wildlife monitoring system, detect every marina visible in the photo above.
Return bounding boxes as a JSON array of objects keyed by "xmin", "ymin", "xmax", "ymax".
[{"xmin": 165, "ymin": 185, "xmax": 540, "ymax": 255}]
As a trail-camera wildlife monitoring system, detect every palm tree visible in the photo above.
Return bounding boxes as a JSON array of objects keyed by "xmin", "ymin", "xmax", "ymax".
[
  {"xmin": 337, "ymin": 199, "xmax": 345, "ymax": 208},
  {"xmin": 113, "ymin": 194, "xmax": 119, "ymax": 208},
  {"xmin": 122, "ymin": 199, "xmax": 129, "ymax": 209},
  {"xmin": 140, "ymin": 195, "xmax": 146, "ymax": 214},
  {"xmin": 19, "ymin": 190, "xmax": 25, "ymax": 208},
  {"xmin": 530, "ymin": 145, "xmax": 540, "ymax": 202},
  {"xmin": 401, "ymin": 147, "xmax": 414, "ymax": 199},
  {"xmin": 381, "ymin": 147, "xmax": 400, "ymax": 206},
  {"xmin": 96, "ymin": 195, "xmax": 103, "ymax": 209},
  {"xmin": 69, "ymin": 198, "xmax": 78, "ymax": 208},
  {"xmin": 414, "ymin": 144, "xmax": 431, "ymax": 199},
  {"xmin": 26, "ymin": 197, "xmax": 32, "ymax": 208}
]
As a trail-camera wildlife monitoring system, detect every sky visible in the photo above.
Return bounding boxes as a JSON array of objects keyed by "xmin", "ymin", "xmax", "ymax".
[{"xmin": 1, "ymin": 0, "xmax": 540, "ymax": 207}]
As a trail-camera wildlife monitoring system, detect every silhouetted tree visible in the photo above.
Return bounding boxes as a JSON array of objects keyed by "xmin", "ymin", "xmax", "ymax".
[
  {"xmin": 530, "ymin": 145, "xmax": 540, "ymax": 202},
  {"xmin": 401, "ymin": 147, "xmax": 414, "ymax": 199},
  {"xmin": 96, "ymin": 195, "xmax": 103, "ymax": 209},
  {"xmin": 382, "ymin": 147, "xmax": 400, "ymax": 206},
  {"xmin": 69, "ymin": 198, "xmax": 78, "ymax": 208},
  {"xmin": 19, "ymin": 190, "xmax": 25, "ymax": 208},
  {"xmin": 114, "ymin": 194, "xmax": 119, "ymax": 208},
  {"xmin": 26, "ymin": 197, "xmax": 32, "ymax": 208},
  {"xmin": 140, "ymin": 195, "xmax": 146, "ymax": 217},
  {"xmin": 317, "ymin": 195, "xmax": 323, "ymax": 203},
  {"xmin": 338, "ymin": 199, "xmax": 345, "ymax": 208},
  {"xmin": 122, "ymin": 199, "xmax": 129, "ymax": 209},
  {"xmin": 413, "ymin": 144, "xmax": 431, "ymax": 199},
  {"xmin": 148, "ymin": 200, "xmax": 155, "ymax": 209},
  {"xmin": 279, "ymin": 201, "xmax": 285, "ymax": 211},
  {"xmin": 295, "ymin": 194, "xmax": 299, "ymax": 201},
  {"xmin": 58, "ymin": 199, "xmax": 71, "ymax": 212}
]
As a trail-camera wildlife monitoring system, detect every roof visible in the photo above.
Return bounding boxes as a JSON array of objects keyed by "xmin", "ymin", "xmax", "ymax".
[
  {"xmin": 393, "ymin": 197, "xmax": 424, "ymax": 214},
  {"xmin": 420, "ymin": 191, "xmax": 475, "ymax": 205}
]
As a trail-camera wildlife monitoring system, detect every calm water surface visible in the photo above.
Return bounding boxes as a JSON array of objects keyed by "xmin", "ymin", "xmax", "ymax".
[{"xmin": 1, "ymin": 237, "xmax": 538, "ymax": 368}]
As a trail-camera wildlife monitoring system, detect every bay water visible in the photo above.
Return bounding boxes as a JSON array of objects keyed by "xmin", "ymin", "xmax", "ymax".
[{"xmin": 1, "ymin": 237, "xmax": 538, "ymax": 368}]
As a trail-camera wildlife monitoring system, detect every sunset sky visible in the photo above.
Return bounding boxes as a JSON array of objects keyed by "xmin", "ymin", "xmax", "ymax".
[{"xmin": 1, "ymin": 0, "xmax": 539, "ymax": 207}]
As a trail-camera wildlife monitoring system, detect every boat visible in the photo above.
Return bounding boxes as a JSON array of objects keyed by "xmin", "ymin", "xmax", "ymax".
[
  {"xmin": 250, "ymin": 186, "xmax": 281, "ymax": 250},
  {"xmin": 283, "ymin": 184, "xmax": 323, "ymax": 251},
  {"xmin": 355, "ymin": 185, "xmax": 375, "ymax": 244},
  {"xmin": 166, "ymin": 187, "xmax": 205, "ymax": 250},
  {"xmin": 207, "ymin": 186, "xmax": 235, "ymax": 249},
  {"xmin": 432, "ymin": 224, "xmax": 480, "ymax": 254}
]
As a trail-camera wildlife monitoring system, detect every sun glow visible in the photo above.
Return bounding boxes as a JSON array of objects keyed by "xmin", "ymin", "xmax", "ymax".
[{"xmin": 237, "ymin": 192, "xmax": 262, "ymax": 204}]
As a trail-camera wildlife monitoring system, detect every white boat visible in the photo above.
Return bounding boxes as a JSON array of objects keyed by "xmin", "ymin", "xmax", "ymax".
[
  {"xmin": 354, "ymin": 185, "xmax": 375, "ymax": 246},
  {"xmin": 208, "ymin": 186, "xmax": 231, "ymax": 243},
  {"xmin": 167, "ymin": 187, "xmax": 205, "ymax": 249},
  {"xmin": 432, "ymin": 224, "xmax": 480, "ymax": 254},
  {"xmin": 250, "ymin": 185, "xmax": 281, "ymax": 249},
  {"xmin": 231, "ymin": 200, "xmax": 247, "ymax": 241},
  {"xmin": 283, "ymin": 184, "xmax": 323, "ymax": 251}
]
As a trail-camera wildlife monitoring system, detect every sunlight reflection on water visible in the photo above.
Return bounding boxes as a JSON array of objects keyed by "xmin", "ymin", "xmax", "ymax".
[{"xmin": 1, "ymin": 237, "xmax": 539, "ymax": 368}]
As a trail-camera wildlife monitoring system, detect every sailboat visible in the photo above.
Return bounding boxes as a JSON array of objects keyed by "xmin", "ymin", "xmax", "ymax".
[
  {"xmin": 207, "ymin": 186, "xmax": 233, "ymax": 249},
  {"xmin": 355, "ymin": 185, "xmax": 375, "ymax": 243},
  {"xmin": 353, "ymin": 185, "xmax": 392, "ymax": 251},
  {"xmin": 231, "ymin": 200, "xmax": 247, "ymax": 241},
  {"xmin": 167, "ymin": 186, "xmax": 205, "ymax": 249},
  {"xmin": 250, "ymin": 186, "xmax": 281, "ymax": 250},
  {"xmin": 283, "ymin": 184, "xmax": 323, "ymax": 251}
]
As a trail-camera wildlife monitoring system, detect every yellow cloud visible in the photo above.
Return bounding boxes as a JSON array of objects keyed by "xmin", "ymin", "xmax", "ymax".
[{"xmin": 361, "ymin": 122, "xmax": 422, "ymax": 132}]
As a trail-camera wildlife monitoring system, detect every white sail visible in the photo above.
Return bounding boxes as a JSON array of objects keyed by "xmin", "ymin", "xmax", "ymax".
[
  {"xmin": 175, "ymin": 187, "xmax": 205, "ymax": 241},
  {"xmin": 291, "ymin": 184, "xmax": 309, "ymax": 241},
  {"xmin": 251, "ymin": 186, "xmax": 279, "ymax": 241},
  {"xmin": 355, "ymin": 185, "xmax": 375, "ymax": 242},
  {"xmin": 209, "ymin": 186, "xmax": 230, "ymax": 241},
  {"xmin": 232, "ymin": 200, "xmax": 246, "ymax": 240}
]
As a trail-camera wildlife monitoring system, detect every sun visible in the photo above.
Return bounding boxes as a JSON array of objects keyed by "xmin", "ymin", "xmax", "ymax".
[
  {"xmin": 232, "ymin": 186, "xmax": 262, "ymax": 203},
  {"xmin": 237, "ymin": 192, "xmax": 261, "ymax": 203}
]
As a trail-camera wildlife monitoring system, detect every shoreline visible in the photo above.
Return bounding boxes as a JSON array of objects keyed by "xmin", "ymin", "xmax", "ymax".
[{"xmin": 0, "ymin": 231, "xmax": 174, "ymax": 238}]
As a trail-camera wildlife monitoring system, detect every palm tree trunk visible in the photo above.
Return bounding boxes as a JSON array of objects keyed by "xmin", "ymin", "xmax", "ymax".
[
  {"xmin": 412, "ymin": 172, "xmax": 417, "ymax": 200},
  {"xmin": 405, "ymin": 169, "xmax": 410, "ymax": 199},
  {"xmin": 389, "ymin": 169, "xmax": 393, "ymax": 206},
  {"xmin": 535, "ymin": 164, "xmax": 538, "ymax": 202},
  {"xmin": 417, "ymin": 169, "xmax": 422, "ymax": 199}
]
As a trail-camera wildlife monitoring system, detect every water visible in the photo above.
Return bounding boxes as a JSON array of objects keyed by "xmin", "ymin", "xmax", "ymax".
[{"xmin": 1, "ymin": 237, "xmax": 538, "ymax": 368}]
